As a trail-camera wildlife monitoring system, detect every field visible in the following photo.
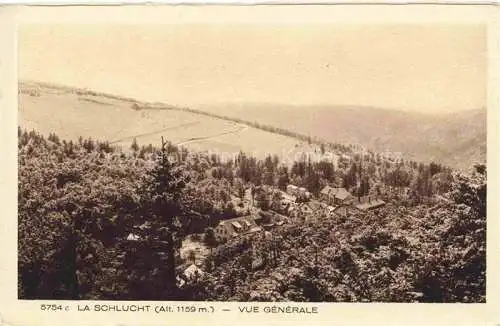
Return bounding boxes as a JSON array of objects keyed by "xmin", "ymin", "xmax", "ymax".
[{"xmin": 18, "ymin": 82, "xmax": 311, "ymax": 161}]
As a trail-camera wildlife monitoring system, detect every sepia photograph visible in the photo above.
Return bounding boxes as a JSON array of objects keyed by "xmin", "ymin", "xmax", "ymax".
[{"xmin": 16, "ymin": 18, "xmax": 487, "ymax": 303}]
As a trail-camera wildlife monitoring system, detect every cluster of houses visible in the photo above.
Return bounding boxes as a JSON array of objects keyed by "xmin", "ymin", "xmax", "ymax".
[
  {"xmin": 286, "ymin": 184, "xmax": 386, "ymax": 216},
  {"xmin": 211, "ymin": 183, "xmax": 386, "ymax": 242},
  {"xmin": 124, "ymin": 182, "xmax": 386, "ymax": 269},
  {"xmin": 286, "ymin": 184, "xmax": 386, "ymax": 222},
  {"xmin": 126, "ymin": 183, "xmax": 386, "ymax": 244},
  {"xmin": 122, "ymin": 181, "xmax": 387, "ymax": 284},
  {"xmin": 319, "ymin": 185, "xmax": 386, "ymax": 210}
]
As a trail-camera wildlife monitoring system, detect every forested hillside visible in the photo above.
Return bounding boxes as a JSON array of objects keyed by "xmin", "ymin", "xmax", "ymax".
[
  {"xmin": 18, "ymin": 128, "xmax": 486, "ymax": 302},
  {"xmin": 195, "ymin": 197, "xmax": 486, "ymax": 302}
]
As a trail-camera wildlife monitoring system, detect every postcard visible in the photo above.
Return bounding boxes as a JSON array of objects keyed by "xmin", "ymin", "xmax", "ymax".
[{"xmin": 0, "ymin": 3, "xmax": 499, "ymax": 326}]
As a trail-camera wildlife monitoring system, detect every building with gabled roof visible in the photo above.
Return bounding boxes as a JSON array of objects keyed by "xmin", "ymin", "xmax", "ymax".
[
  {"xmin": 183, "ymin": 264, "xmax": 204, "ymax": 279},
  {"xmin": 281, "ymin": 191, "xmax": 297, "ymax": 204},
  {"xmin": 286, "ymin": 184, "xmax": 311, "ymax": 200},
  {"xmin": 126, "ymin": 233, "xmax": 141, "ymax": 241},
  {"xmin": 286, "ymin": 184, "xmax": 299, "ymax": 196},
  {"xmin": 214, "ymin": 215, "xmax": 262, "ymax": 241},
  {"xmin": 176, "ymin": 263, "xmax": 205, "ymax": 288},
  {"xmin": 320, "ymin": 186, "xmax": 354, "ymax": 206},
  {"xmin": 298, "ymin": 200, "xmax": 323, "ymax": 216}
]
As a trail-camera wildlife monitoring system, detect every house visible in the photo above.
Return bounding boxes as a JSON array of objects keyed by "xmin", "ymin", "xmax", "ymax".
[
  {"xmin": 183, "ymin": 264, "xmax": 204, "ymax": 279},
  {"xmin": 319, "ymin": 186, "xmax": 354, "ymax": 206},
  {"xmin": 270, "ymin": 210, "xmax": 289, "ymax": 224},
  {"xmin": 176, "ymin": 264, "xmax": 204, "ymax": 287},
  {"xmin": 286, "ymin": 184, "xmax": 312, "ymax": 201},
  {"xmin": 214, "ymin": 215, "xmax": 262, "ymax": 241},
  {"xmin": 126, "ymin": 233, "xmax": 141, "ymax": 241},
  {"xmin": 298, "ymin": 200, "xmax": 323, "ymax": 216},
  {"xmin": 298, "ymin": 203, "xmax": 314, "ymax": 216},
  {"xmin": 353, "ymin": 195, "xmax": 386, "ymax": 211},
  {"xmin": 281, "ymin": 191, "xmax": 297, "ymax": 204},
  {"xmin": 286, "ymin": 185, "xmax": 299, "ymax": 196},
  {"xmin": 298, "ymin": 201, "xmax": 327, "ymax": 222}
]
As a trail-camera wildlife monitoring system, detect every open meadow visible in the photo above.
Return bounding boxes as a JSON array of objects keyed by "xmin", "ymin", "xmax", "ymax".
[{"xmin": 18, "ymin": 82, "xmax": 309, "ymax": 161}]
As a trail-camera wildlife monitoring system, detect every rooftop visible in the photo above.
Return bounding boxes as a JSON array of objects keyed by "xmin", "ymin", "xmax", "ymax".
[
  {"xmin": 320, "ymin": 186, "xmax": 352, "ymax": 200},
  {"xmin": 217, "ymin": 215, "xmax": 261, "ymax": 237},
  {"xmin": 354, "ymin": 199, "xmax": 386, "ymax": 211},
  {"xmin": 184, "ymin": 264, "xmax": 204, "ymax": 279},
  {"xmin": 217, "ymin": 215, "xmax": 255, "ymax": 226},
  {"xmin": 300, "ymin": 200, "xmax": 323, "ymax": 212},
  {"xmin": 126, "ymin": 233, "xmax": 141, "ymax": 241}
]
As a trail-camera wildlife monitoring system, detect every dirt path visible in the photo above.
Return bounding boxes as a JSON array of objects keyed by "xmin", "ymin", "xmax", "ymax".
[
  {"xmin": 108, "ymin": 117, "xmax": 249, "ymax": 149},
  {"xmin": 176, "ymin": 124, "xmax": 249, "ymax": 146},
  {"xmin": 109, "ymin": 121, "xmax": 201, "ymax": 144}
]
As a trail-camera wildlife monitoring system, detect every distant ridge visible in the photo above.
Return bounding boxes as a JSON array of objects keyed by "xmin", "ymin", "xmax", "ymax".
[
  {"xmin": 20, "ymin": 80, "xmax": 140, "ymax": 104},
  {"xmin": 192, "ymin": 103, "xmax": 486, "ymax": 171},
  {"xmin": 19, "ymin": 80, "xmax": 486, "ymax": 171}
]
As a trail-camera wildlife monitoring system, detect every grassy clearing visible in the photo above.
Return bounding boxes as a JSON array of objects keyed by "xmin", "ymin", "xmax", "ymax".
[{"xmin": 19, "ymin": 83, "xmax": 306, "ymax": 160}]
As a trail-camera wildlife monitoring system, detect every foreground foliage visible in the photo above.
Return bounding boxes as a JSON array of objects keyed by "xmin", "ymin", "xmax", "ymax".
[{"xmin": 18, "ymin": 128, "xmax": 486, "ymax": 302}]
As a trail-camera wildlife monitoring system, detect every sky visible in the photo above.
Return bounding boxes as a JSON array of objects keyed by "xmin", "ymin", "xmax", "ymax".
[{"xmin": 18, "ymin": 24, "xmax": 486, "ymax": 113}]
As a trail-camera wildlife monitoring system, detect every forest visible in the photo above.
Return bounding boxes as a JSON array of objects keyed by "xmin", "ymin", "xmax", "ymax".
[{"xmin": 18, "ymin": 127, "xmax": 486, "ymax": 302}]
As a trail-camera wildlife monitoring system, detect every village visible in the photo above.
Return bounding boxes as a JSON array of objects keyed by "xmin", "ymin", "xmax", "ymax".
[
  {"xmin": 127, "ymin": 180, "xmax": 389, "ymax": 286},
  {"xmin": 212, "ymin": 183, "xmax": 386, "ymax": 242}
]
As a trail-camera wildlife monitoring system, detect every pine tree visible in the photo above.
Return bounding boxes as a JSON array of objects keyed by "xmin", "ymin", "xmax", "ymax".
[
  {"xmin": 142, "ymin": 136, "xmax": 188, "ymax": 299},
  {"xmin": 277, "ymin": 166, "xmax": 290, "ymax": 191},
  {"xmin": 204, "ymin": 227, "xmax": 218, "ymax": 248},
  {"xmin": 131, "ymin": 138, "xmax": 139, "ymax": 152},
  {"xmin": 255, "ymin": 188, "xmax": 270, "ymax": 211}
]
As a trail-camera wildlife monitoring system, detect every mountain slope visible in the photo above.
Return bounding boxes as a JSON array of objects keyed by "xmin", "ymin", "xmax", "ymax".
[
  {"xmin": 19, "ymin": 81, "xmax": 486, "ymax": 171},
  {"xmin": 196, "ymin": 103, "xmax": 486, "ymax": 170}
]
